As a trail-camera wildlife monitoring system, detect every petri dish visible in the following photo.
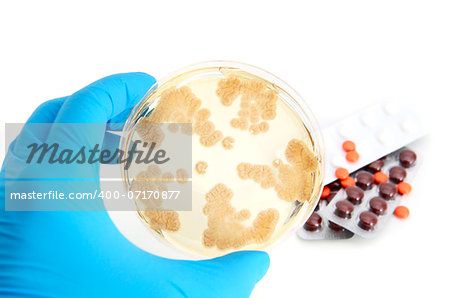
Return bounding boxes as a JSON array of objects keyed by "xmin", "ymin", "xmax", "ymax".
[{"xmin": 120, "ymin": 61, "xmax": 324, "ymax": 258}]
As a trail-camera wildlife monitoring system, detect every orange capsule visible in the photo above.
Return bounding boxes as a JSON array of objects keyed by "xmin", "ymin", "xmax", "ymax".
[
  {"xmin": 394, "ymin": 206, "xmax": 410, "ymax": 219},
  {"xmin": 346, "ymin": 151, "xmax": 360, "ymax": 162},
  {"xmin": 397, "ymin": 182, "xmax": 412, "ymax": 195},
  {"xmin": 374, "ymin": 171, "xmax": 388, "ymax": 184},
  {"xmin": 340, "ymin": 176, "xmax": 355, "ymax": 188},
  {"xmin": 321, "ymin": 186, "xmax": 331, "ymax": 198},
  {"xmin": 335, "ymin": 167, "xmax": 349, "ymax": 180},
  {"xmin": 342, "ymin": 140, "xmax": 356, "ymax": 152}
]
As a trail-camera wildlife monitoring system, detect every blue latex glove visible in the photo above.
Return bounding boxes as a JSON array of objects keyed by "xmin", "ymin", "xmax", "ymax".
[{"xmin": 0, "ymin": 73, "xmax": 270, "ymax": 297}]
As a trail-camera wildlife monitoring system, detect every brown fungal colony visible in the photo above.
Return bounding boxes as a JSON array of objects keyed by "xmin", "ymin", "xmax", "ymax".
[
  {"xmin": 146, "ymin": 86, "xmax": 202, "ymax": 124},
  {"xmin": 237, "ymin": 163, "xmax": 277, "ymax": 189},
  {"xmin": 216, "ymin": 75, "xmax": 277, "ymax": 135},
  {"xmin": 202, "ymin": 183, "xmax": 279, "ymax": 250},
  {"xmin": 131, "ymin": 165, "xmax": 180, "ymax": 232},
  {"xmin": 237, "ymin": 139, "xmax": 318, "ymax": 203},
  {"xmin": 135, "ymin": 86, "xmax": 200, "ymax": 145},
  {"xmin": 195, "ymin": 161, "xmax": 208, "ymax": 175},
  {"xmin": 193, "ymin": 107, "xmax": 223, "ymax": 147},
  {"xmin": 221, "ymin": 136, "xmax": 235, "ymax": 150},
  {"xmin": 135, "ymin": 123, "xmax": 165, "ymax": 149},
  {"xmin": 176, "ymin": 168, "xmax": 189, "ymax": 184},
  {"xmin": 136, "ymin": 86, "xmax": 224, "ymax": 147}
]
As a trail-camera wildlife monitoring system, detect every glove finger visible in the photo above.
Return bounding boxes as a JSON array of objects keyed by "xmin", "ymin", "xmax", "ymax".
[
  {"xmin": 46, "ymin": 72, "xmax": 155, "ymax": 149},
  {"xmin": 12, "ymin": 97, "xmax": 66, "ymax": 159},
  {"xmin": 106, "ymin": 108, "xmax": 133, "ymax": 132},
  {"xmin": 25, "ymin": 97, "xmax": 67, "ymax": 124},
  {"xmin": 100, "ymin": 131, "xmax": 122, "ymax": 164},
  {"xmin": 53, "ymin": 72, "xmax": 155, "ymax": 124}
]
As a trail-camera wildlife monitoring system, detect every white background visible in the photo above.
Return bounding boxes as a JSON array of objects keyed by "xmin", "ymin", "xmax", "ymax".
[{"xmin": 1, "ymin": 1, "xmax": 449, "ymax": 297}]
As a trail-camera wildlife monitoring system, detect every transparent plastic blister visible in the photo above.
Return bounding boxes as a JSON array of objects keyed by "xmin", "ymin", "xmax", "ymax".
[
  {"xmin": 322, "ymin": 146, "xmax": 420, "ymax": 238},
  {"xmin": 322, "ymin": 102, "xmax": 427, "ymax": 185},
  {"xmin": 297, "ymin": 181, "xmax": 354, "ymax": 240},
  {"xmin": 297, "ymin": 200, "xmax": 354, "ymax": 240}
]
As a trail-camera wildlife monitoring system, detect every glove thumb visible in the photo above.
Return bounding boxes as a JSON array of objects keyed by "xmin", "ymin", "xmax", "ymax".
[
  {"xmin": 178, "ymin": 250, "xmax": 270, "ymax": 298},
  {"xmin": 210, "ymin": 251, "xmax": 270, "ymax": 284}
]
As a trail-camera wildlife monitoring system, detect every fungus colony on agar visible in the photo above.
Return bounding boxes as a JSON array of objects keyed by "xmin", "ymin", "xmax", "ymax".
[{"xmin": 131, "ymin": 74, "xmax": 318, "ymax": 251}]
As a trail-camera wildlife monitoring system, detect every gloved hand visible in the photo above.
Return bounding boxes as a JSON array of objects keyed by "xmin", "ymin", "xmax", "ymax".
[{"xmin": 0, "ymin": 73, "xmax": 270, "ymax": 298}]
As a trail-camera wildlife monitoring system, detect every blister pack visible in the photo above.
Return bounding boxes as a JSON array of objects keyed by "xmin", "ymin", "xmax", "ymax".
[
  {"xmin": 298, "ymin": 101, "xmax": 427, "ymax": 241},
  {"xmin": 297, "ymin": 181, "xmax": 354, "ymax": 240},
  {"xmin": 322, "ymin": 102, "xmax": 427, "ymax": 185},
  {"xmin": 321, "ymin": 147, "xmax": 419, "ymax": 238}
]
